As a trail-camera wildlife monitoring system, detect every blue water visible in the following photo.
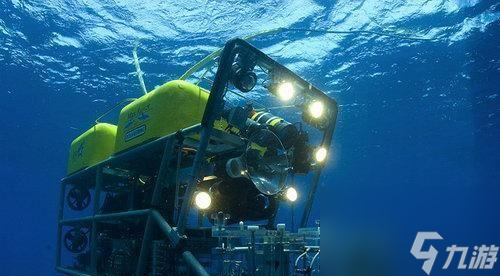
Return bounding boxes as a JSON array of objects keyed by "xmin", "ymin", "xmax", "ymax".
[{"xmin": 1, "ymin": 1, "xmax": 499, "ymax": 275}]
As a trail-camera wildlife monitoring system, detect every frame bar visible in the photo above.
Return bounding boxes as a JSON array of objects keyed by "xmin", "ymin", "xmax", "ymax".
[
  {"xmin": 135, "ymin": 137, "xmax": 176, "ymax": 276},
  {"xmin": 55, "ymin": 181, "xmax": 66, "ymax": 267},
  {"xmin": 177, "ymin": 38, "xmax": 239, "ymax": 232},
  {"xmin": 176, "ymin": 38, "xmax": 338, "ymax": 231},
  {"xmin": 90, "ymin": 167, "xmax": 103, "ymax": 274}
]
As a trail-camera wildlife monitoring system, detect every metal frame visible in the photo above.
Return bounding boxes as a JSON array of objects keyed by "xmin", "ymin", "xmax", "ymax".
[
  {"xmin": 176, "ymin": 38, "xmax": 338, "ymax": 231},
  {"xmin": 56, "ymin": 38, "xmax": 337, "ymax": 275},
  {"xmin": 56, "ymin": 126, "xmax": 212, "ymax": 276}
]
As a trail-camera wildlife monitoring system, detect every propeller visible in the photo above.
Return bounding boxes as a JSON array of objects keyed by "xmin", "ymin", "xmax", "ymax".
[
  {"xmin": 67, "ymin": 186, "xmax": 91, "ymax": 211},
  {"xmin": 64, "ymin": 227, "xmax": 89, "ymax": 253}
]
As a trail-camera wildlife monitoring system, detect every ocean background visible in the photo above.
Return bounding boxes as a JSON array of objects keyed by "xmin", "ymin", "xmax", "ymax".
[{"xmin": 0, "ymin": 0, "xmax": 499, "ymax": 275}]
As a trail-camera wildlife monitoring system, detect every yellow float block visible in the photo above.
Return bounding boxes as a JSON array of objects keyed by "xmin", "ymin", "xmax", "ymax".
[
  {"xmin": 67, "ymin": 123, "xmax": 117, "ymax": 174},
  {"xmin": 114, "ymin": 80, "xmax": 211, "ymax": 153}
]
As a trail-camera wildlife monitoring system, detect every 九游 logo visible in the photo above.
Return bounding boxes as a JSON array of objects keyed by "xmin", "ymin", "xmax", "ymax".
[
  {"xmin": 411, "ymin": 232, "xmax": 443, "ymax": 275},
  {"xmin": 411, "ymin": 232, "xmax": 498, "ymax": 275}
]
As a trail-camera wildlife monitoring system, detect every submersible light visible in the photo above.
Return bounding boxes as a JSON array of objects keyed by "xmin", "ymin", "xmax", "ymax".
[
  {"xmin": 276, "ymin": 82, "xmax": 295, "ymax": 101},
  {"xmin": 194, "ymin": 191, "xmax": 212, "ymax": 210},
  {"xmin": 308, "ymin": 100, "xmax": 325, "ymax": 119},
  {"xmin": 285, "ymin": 187, "xmax": 298, "ymax": 202},
  {"xmin": 314, "ymin": 147, "xmax": 328, "ymax": 163}
]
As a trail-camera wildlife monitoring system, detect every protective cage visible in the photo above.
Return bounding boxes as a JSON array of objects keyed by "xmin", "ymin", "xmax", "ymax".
[{"xmin": 56, "ymin": 38, "xmax": 338, "ymax": 276}]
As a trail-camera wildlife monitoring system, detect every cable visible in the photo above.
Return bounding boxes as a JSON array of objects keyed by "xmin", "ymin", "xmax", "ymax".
[
  {"xmin": 295, "ymin": 247, "xmax": 310, "ymax": 268},
  {"xmin": 309, "ymin": 250, "xmax": 320, "ymax": 270},
  {"xmin": 94, "ymin": 98, "xmax": 137, "ymax": 125},
  {"xmin": 179, "ymin": 28, "xmax": 284, "ymax": 81},
  {"xmin": 133, "ymin": 45, "xmax": 148, "ymax": 95},
  {"xmin": 179, "ymin": 26, "xmax": 438, "ymax": 81},
  {"xmin": 281, "ymin": 27, "xmax": 438, "ymax": 42}
]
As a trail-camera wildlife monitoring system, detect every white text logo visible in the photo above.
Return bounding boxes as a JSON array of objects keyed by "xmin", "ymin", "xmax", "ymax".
[{"xmin": 411, "ymin": 232, "xmax": 498, "ymax": 275}]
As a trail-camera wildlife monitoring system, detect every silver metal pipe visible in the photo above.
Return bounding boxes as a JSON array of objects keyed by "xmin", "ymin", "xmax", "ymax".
[
  {"xmin": 59, "ymin": 209, "xmax": 150, "ymax": 225},
  {"xmin": 151, "ymin": 210, "xmax": 209, "ymax": 276},
  {"xmin": 176, "ymin": 126, "xmax": 211, "ymax": 232},
  {"xmin": 177, "ymin": 39, "xmax": 239, "ymax": 233},
  {"xmin": 136, "ymin": 139, "xmax": 175, "ymax": 276},
  {"xmin": 55, "ymin": 182, "xmax": 66, "ymax": 267},
  {"xmin": 56, "ymin": 266, "xmax": 93, "ymax": 276},
  {"xmin": 181, "ymin": 251, "xmax": 210, "ymax": 276},
  {"xmin": 151, "ymin": 210, "xmax": 180, "ymax": 246},
  {"xmin": 90, "ymin": 167, "xmax": 103, "ymax": 273},
  {"xmin": 310, "ymin": 250, "xmax": 320, "ymax": 269},
  {"xmin": 135, "ymin": 215, "xmax": 154, "ymax": 276}
]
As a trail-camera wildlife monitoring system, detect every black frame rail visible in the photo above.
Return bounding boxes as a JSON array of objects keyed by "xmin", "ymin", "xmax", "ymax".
[{"xmin": 177, "ymin": 38, "xmax": 338, "ymax": 231}]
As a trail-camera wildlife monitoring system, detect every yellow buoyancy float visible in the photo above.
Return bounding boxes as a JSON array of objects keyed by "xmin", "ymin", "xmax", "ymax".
[
  {"xmin": 114, "ymin": 80, "xmax": 211, "ymax": 153},
  {"xmin": 67, "ymin": 123, "xmax": 117, "ymax": 174}
]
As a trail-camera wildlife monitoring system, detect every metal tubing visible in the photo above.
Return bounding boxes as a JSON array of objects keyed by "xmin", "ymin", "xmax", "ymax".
[
  {"xmin": 310, "ymin": 250, "xmax": 320, "ymax": 270},
  {"xmin": 90, "ymin": 168, "xmax": 103, "ymax": 274},
  {"xmin": 59, "ymin": 215, "xmax": 93, "ymax": 225},
  {"xmin": 181, "ymin": 251, "xmax": 211, "ymax": 276},
  {"xmin": 151, "ymin": 210, "xmax": 210, "ymax": 276},
  {"xmin": 250, "ymin": 230, "xmax": 257, "ymax": 276},
  {"xmin": 176, "ymin": 126, "xmax": 210, "ymax": 232},
  {"xmin": 177, "ymin": 39, "xmax": 239, "ymax": 232},
  {"xmin": 136, "ymin": 138, "xmax": 175, "ymax": 276},
  {"xmin": 301, "ymin": 101, "xmax": 338, "ymax": 228},
  {"xmin": 178, "ymin": 37, "xmax": 339, "ymax": 231},
  {"xmin": 56, "ymin": 266, "xmax": 93, "ymax": 276},
  {"xmin": 151, "ymin": 137, "xmax": 175, "ymax": 206},
  {"xmin": 55, "ymin": 182, "xmax": 66, "ymax": 267},
  {"xmin": 300, "ymin": 170, "xmax": 322, "ymax": 228},
  {"xmin": 92, "ymin": 168, "xmax": 103, "ymax": 215},
  {"xmin": 151, "ymin": 210, "xmax": 180, "ymax": 246},
  {"xmin": 227, "ymin": 39, "xmax": 338, "ymax": 229},
  {"xmin": 94, "ymin": 209, "xmax": 150, "ymax": 221},
  {"xmin": 59, "ymin": 208, "xmax": 211, "ymax": 275},
  {"xmin": 135, "ymin": 215, "xmax": 155, "ymax": 276},
  {"xmin": 60, "ymin": 209, "xmax": 151, "ymax": 225}
]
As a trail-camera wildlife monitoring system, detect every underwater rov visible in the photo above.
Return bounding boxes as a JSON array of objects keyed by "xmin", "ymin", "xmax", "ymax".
[{"xmin": 56, "ymin": 38, "xmax": 337, "ymax": 276}]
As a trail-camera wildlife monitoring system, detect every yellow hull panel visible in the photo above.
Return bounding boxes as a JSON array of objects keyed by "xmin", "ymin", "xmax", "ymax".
[
  {"xmin": 114, "ymin": 80, "xmax": 210, "ymax": 153},
  {"xmin": 67, "ymin": 123, "xmax": 117, "ymax": 174}
]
